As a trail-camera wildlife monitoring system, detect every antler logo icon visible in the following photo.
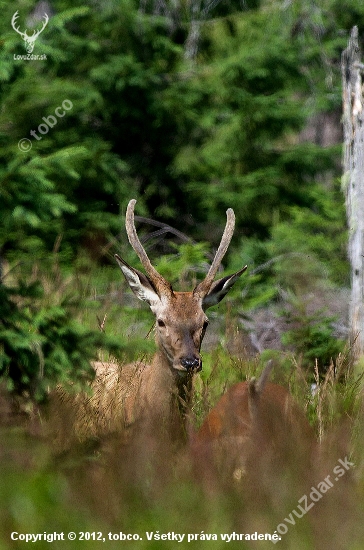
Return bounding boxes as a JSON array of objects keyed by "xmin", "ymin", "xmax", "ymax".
[{"xmin": 11, "ymin": 10, "xmax": 49, "ymax": 53}]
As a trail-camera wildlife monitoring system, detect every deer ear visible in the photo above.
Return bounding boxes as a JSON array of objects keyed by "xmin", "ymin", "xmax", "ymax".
[
  {"xmin": 115, "ymin": 254, "xmax": 161, "ymax": 306},
  {"xmin": 201, "ymin": 265, "xmax": 247, "ymax": 310}
]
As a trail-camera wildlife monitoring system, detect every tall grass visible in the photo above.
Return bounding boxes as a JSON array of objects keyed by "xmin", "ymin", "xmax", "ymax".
[{"xmin": 1, "ymin": 262, "xmax": 364, "ymax": 550}]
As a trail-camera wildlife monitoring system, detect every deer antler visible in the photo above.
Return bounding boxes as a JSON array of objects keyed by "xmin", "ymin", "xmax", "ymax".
[
  {"xmin": 11, "ymin": 11, "xmax": 27, "ymax": 39},
  {"xmin": 122, "ymin": 199, "xmax": 173, "ymax": 296},
  {"xmin": 194, "ymin": 208, "xmax": 235, "ymax": 298},
  {"xmin": 32, "ymin": 13, "xmax": 49, "ymax": 39}
]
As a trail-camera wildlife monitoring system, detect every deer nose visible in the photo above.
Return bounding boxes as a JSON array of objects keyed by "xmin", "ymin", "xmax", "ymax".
[{"xmin": 181, "ymin": 357, "xmax": 201, "ymax": 372}]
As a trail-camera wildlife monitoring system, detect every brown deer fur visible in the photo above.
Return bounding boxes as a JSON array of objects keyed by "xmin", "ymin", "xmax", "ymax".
[{"xmin": 191, "ymin": 361, "xmax": 315, "ymax": 485}]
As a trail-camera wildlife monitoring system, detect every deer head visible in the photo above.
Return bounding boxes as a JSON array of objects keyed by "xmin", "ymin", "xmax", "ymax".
[
  {"xmin": 115, "ymin": 199, "xmax": 247, "ymax": 378},
  {"xmin": 11, "ymin": 11, "xmax": 49, "ymax": 53}
]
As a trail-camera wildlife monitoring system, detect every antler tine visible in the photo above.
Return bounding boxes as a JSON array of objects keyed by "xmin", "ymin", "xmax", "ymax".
[
  {"xmin": 31, "ymin": 12, "xmax": 49, "ymax": 38},
  {"xmin": 194, "ymin": 208, "xmax": 235, "ymax": 298},
  {"xmin": 36, "ymin": 13, "xmax": 49, "ymax": 35},
  {"xmin": 124, "ymin": 199, "xmax": 172, "ymax": 296},
  {"xmin": 11, "ymin": 11, "xmax": 25, "ymax": 37}
]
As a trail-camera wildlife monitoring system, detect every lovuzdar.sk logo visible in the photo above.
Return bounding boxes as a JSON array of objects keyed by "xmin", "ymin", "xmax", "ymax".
[{"xmin": 11, "ymin": 10, "xmax": 48, "ymax": 54}]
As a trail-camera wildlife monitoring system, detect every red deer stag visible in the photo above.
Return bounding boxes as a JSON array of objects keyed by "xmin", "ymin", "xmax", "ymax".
[{"xmin": 53, "ymin": 199, "xmax": 247, "ymax": 450}]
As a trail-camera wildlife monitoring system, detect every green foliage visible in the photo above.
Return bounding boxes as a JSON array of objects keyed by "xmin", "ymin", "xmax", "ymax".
[
  {"xmin": 172, "ymin": 7, "xmax": 342, "ymax": 239},
  {"xmin": 153, "ymin": 242, "xmax": 210, "ymax": 289},
  {"xmin": 0, "ymin": 277, "xmax": 120, "ymax": 402},
  {"xmin": 279, "ymin": 295, "xmax": 344, "ymax": 373},
  {"xmin": 268, "ymin": 180, "xmax": 348, "ymax": 289},
  {"xmin": 0, "ymin": 0, "xmax": 352, "ymax": 266}
]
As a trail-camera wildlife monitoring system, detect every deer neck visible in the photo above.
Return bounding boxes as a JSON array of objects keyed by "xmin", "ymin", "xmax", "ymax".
[
  {"xmin": 153, "ymin": 348, "xmax": 193, "ymax": 398},
  {"xmin": 139, "ymin": 350, "xmax": 193, "ymax": 441}
]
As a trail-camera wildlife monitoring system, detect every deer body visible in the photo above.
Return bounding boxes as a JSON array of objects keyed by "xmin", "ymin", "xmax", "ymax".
[
  {"xmin": 192, "ymin": 362, "xmax": 315, "ymax": 483},
  {"xmin": 60, "ymin": 355, "xmax": 189, "ymax": 446},
  {"xmin": 52, "ymin": 200, "xmax": 246, "ymax": 450}
]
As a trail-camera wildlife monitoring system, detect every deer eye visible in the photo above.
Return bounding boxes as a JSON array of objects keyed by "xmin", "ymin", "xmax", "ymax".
[{"xmin": 157, "ymin": 319, "xmax": 166, "ymax": 328}]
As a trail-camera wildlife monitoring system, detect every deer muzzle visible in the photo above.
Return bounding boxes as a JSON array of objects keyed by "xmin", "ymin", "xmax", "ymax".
[{"xmin": 180, "ymin": 356, "xmax": 202, "ymax": 373}]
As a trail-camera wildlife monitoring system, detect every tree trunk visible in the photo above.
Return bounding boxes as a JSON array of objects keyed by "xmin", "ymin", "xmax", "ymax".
[{"xmin": 341, "ymin": 26, "xmax": 364, "ymax": 360}]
